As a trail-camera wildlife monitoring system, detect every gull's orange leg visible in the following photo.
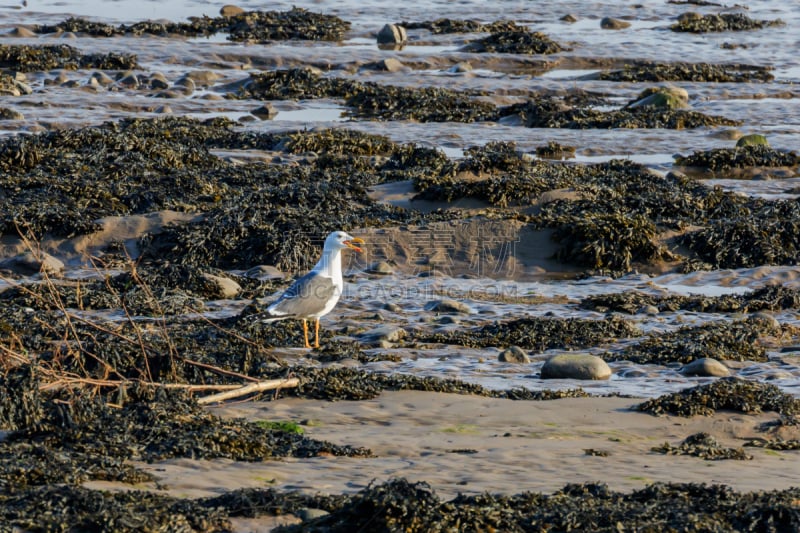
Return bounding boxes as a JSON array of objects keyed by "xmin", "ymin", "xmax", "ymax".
[
  {"xmin": 314, "ymin": 318, "xmax": 321, "ymax": 348},
  {"xmin": 302, "ymin": 319, "xmax": 312, "ymax": 348}
]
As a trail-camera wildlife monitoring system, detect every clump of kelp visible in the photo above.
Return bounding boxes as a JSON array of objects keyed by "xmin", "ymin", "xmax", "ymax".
[
  {"xmin": 498, "ymin": 95, "xmax": 740, "ymax": 129},
  {"xmin": 651, "ymin": 432, "xmax": 753, "ymax": 460},
  {"xmin": 637, "ymin": 378, "xmax": 800, "ymax": 417},
  {"xmin": 606, "ymin": 318, "xmax": 776, "ymax": 365},
  {"xmin": 582, "ymin": 285, "xmax": 800, "ymax": 315},
  {"xmin": 33, "ymin": 7, "xmax": 351, "ymax": 42},
  {"xmin": 227, "ymin": 67, "xmax": 738, "ymax": 128},
  {"xmin": 0, "ymin": 116, "xmax": 456, "ymax": 271},
  {"xmin": 599, "ymin": 61, "xmax": 774, "ymax": 82},
  {"xmin": 0, "ymin": 262, "xmax": 272, "ymax": 316},
  {"xmin": 680, "ymin": 198, "xmax": 800, "ymax": 269},
  {"xmin": 271, "ymin": 478, "xmax": 800, "ymax": 532},
  {"xmin": 463, "ymin": 29, "xmax": 569, "ymax": 54},
  {"xmin": 398, "ymin": 18, "xmax": 519, "ymax": 34},
  {"xmin": 415, "ymin": 315, "xmax": 640, "ymax": 351},
  {"xmin": 0, "ymin": 43, "xmax": 137, "ymax": 72},
  {"xmin": 671, "ymin": 12, "xmax": 784, "ymax": 33},
  {"xmin": 674, "ymin": 145, "xmax": 799, "ymax": 172},
  {"xmin": 0, "ymin": 486, "xmax": 232, "ymax": 532},
  {"xmin": 4, "ymin": 478, "xmax": 800, "ymax": 532}
]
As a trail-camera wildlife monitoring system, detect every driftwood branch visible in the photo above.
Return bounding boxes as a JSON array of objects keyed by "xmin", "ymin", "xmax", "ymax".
[{"xmin": 197, "ymin": 378, "xmax": 300, "ymax": 405}]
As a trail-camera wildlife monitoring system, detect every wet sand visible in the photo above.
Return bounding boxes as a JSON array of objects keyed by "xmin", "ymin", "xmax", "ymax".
[{"xmin": 113, "ymin": 392, "xmax": 798, "ymax": 501}]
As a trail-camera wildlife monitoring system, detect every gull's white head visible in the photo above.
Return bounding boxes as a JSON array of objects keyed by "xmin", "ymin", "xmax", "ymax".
[{"xmin": 324, "ymin": 231, "xmax": 365, "ymax": 254}]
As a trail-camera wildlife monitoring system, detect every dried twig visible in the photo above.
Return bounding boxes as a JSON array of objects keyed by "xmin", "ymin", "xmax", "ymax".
[{"xmin": 196, "ymin": 378, "xmax": 300, "ymax": 405}]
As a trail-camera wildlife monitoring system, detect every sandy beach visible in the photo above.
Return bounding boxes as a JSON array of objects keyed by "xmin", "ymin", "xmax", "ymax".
[{"xmin": 116, "ymin": 391, "xmax": 797, "ymax": 499}]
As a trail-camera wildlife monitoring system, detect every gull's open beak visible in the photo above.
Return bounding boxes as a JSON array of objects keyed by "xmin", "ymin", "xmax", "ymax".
[{"xmin": 344, "ymin": 237, "xmax": 365, "ymax": 254}]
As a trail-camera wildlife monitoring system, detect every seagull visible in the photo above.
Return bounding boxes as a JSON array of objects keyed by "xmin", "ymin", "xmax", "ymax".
[{"xmin": 262, "ymin": 231, "xmax": 365, "ymax": 348}]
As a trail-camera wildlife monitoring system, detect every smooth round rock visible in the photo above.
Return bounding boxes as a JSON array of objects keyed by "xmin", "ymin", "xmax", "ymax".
[
  {"xmin": 364, "ymin": 58, "xmax": 405, "ymax": 72},
  {"xmin": 377, "ymin": 23, "xmax": 407, "ymax": 45},
  {"xmin": 425, "ymin": 298, "xmax": 471, "ymax": 314},
  {"xmin": 681, "ymin": 358, "xmax": 730, "ymax": 377},
  {"xmin": 201, "ymin": 273, "xmax": 242, "ymax": 299},
  {"xmin": 601, "ymin": 17, "xmax": 631, "ymax": 29},
  {"xmin": 629, "ymin": 86, "xmax": 689, "ymax": 109},
  {"xmin": 736, "ymin": 134, "xmax": 769, "ymax": 148},
  {"xmin": 541, "ymin": 354, "xmax": 612, "ymax": 380},
  {"xmin": 359, "ymin": 325, "xmax": 406, "ymax": 346},
  {"xmin": 367, "ymin": 261, "xmax": 394, "ymax": 275},
  {"xmin": 499, "ymin": 346, "xmax": 530, "ymax": 364},
  {"xmin": 252, "ymin": 103, "xmax": 278, "ymax": 120},
  {"xmin": 220, "ymin": 4, "xmax": 246, "ymax": 17}
]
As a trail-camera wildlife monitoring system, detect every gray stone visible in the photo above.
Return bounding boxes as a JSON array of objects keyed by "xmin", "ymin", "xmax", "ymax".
[
  {"xmin": 561, "ymin": 14, "xmax": 578, "ymax": 23},
  {"xmin": 638, "ymin": 305, "xmax": 659, "ymax": 316},
  {"xmin": 13, "ymin": 80, "xmax": 32, "ymax": 95},
  {"xmin": 202, "ymin": 273, "xmax": 242, "ymax": 299},
  {"xmin": 425, "ymin": 298, "xmax": 471, "ymax": 314},
  {"xmin": 149, "ymin": 72, "xmax": 170, "ymax": 90},
  {"xmin": 367, "ymin": 261, "xmax": 394, "ymax": 275},
  {"xmin": 382, "ymin": 302, "xmax": 402, "ymax": 312},
  {"xmin": 117, "ymin": 73, "xmax": 139, "ymax": 89},
  {"xmin": 154, "ymin": 90, "xmax": 183, "ymax": 99},
  {"xmin": 364, "ymin": 58, "xmax": 405, "ymax": 72},
  {"xmin": 154, "ymin": 105, "xmax": 173, "ymax": 114},
  {"xmin": 91, "ymin": 71, "xmax": 115, "ymax": 86},
  {"xmin": 0, "ymin": 108, "xmax": 24, "ymax": 120},
  {"xmin": 377, "ymin": 23, "xmax": 407, "ymax": 45},
  {"xmin": 220, "ymin": 4, "xmax": 246, "ymax": 17},
  {"xmin": 0, "ymin": 251, "xmax": 64, "ymax": 276},
  {"xmin": 244, "ymin": 265, "xmax": 285, "ymax": 280},
  {"xmin": 184, "ymin": 70, "xmax": 222, "ymax": 86},
  {"xmin": 174, "ymin": 77, "xmax": 196, "ymax": 95},
  {"xmin": 448, "ymin": 62, "xmax": 473, "ymax": 73},
  {"xmin": 359, "ymin": 325, "xmax": 406, "ymax": 346},
  {"xmin": 10, "ymin": 26, "xmax": 37, "ymax": 38},
  {"xmin": 499, "ymin": 346, "xmax": 530, "ymax": 363},
  {"xmin": 601, "ymin": 17, "xmax": 631, "ymax": 29},
  {"xmin": 252, "ymin": 103, "xmax": 278, "ymax": 120},
  {"xmin": 541, "ymin": 354, "xmax": 612, "ymax": 380},
  {"xmin": 296, "ymin": 508, "xmax": 329, "ymax": 521},
  {"xmin": 681, "ymin": 358, "xmax": 730, "ymax": 377}
]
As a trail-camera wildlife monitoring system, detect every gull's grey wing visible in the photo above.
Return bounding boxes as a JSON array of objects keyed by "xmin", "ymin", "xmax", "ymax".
[{"xmin": 267, "ymin": 271, "xmax": 339, "ymax": 318}]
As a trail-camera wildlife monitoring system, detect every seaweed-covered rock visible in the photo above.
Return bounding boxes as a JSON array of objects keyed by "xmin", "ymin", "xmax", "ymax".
[
  {"xmin": 33, "ymin": 8, "xmax": 351, "ymax": 42},
  {"xmin": 599, "ymin": 61, "xmax": 774, "ymax": 83},
  {"xmin": 671, "ymin": 12, "xmax": 784, "ymax": 33},
  {"xmin": 0, "ymin": 43, "xmax": 137, "ymax": 72},
  {"xmin": 398, "ymin": 18, "xmax": 519, "ymax": 34},
  {"xmin": 0, "ymin": 485, "xmax": 231, "ymax": 531},
  {"xmin": 611, "ymin": 319, "xmax": 770, "ymax": 365},
  {"xmin": 550, "ymin": 212, "xmax": 666, "ymax": 271},
  {"xmin": 651, "ymin": 432, "xmax": 752, "ymax": 460},
  {"xmin": 680, "ymin": 199, "xmax": 800, "ymax": 269},
  {"xmin": 626, "ymin": 86, "xmax": 689, "ymax": 110},
  {"xmin": 463, "ymin": 30, "xmax": 569, "ymax": 55},
  {"xmin": 674, "ymin": 145, "xmax": 798, "ymax": 171},
  {"xmin": 581, "ymin": 286, "xmax": 800, "ymax": 315},
  {"xmin": 415, "ymin": 315, "xmax": 640, "ymax": 351},
  {"xmin": 736, "ymin": 134, "xmax": 769, "ymax": 148},
  {"xmin": 636, "ymin": 378, "xmax": 800, "ymax": 417},
  {"xmin": 501, "ymin": 96, "xmax": 740, "ymax": 129}
]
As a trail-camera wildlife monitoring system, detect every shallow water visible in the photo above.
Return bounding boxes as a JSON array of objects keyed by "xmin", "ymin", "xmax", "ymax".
[{"xmin": 2, "ymin": 0, "xmax": 800, "ymax": 399}]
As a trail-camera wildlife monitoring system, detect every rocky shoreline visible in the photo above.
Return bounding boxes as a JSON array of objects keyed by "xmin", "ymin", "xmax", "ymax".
[{"xmin": 1, "ymin": 2, "xmax": 800, "ymax": 531}]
